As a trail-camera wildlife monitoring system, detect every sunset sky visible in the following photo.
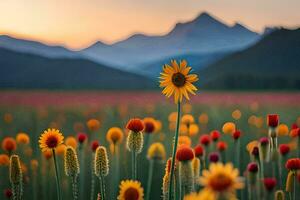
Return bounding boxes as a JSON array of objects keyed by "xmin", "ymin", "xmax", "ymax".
[{"xmin": 0, "ymin": 0, "xmax": 299, "ymax": 49}]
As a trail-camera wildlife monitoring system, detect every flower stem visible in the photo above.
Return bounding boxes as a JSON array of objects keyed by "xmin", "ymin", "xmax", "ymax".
[
  {"xmin": 168, "ymin": 101, "xmax": 181, "ymax": 200},
  {"xmin": 90, "ymin": 153, "xmax": 95, "ymax": 200},
  {"xmin": 52, "ymin": 149, "xmax": 62, "ymax": 200},
  {"xmin": 99, "ymin": 175, "xmax": 105, "ymax": 200},
  {"xmin": 293, "ymin": 174, "xmax": 296, "ymax": 200},
  {"xmin": 146, "ymin": 159, "xmax": 154, "ymax": 200},
  {"xmin": 72, "ymin": 176, "xmax": 79, "ymax": 200},
  {"xmin": 132, "ymin": 151, "xmax": 137, "ymax": 180}
]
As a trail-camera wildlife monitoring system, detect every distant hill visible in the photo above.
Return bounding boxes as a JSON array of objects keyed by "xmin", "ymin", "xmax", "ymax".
[
  {"xmin": 0, "ymin": 35, "xmax": 78, "ymax": 58},
  {"xmin": 140, "ymin": 51, "xmax": 231, "ymax": 78},
  {"xmin": 198, "ymin": 28, "xmax": 300, "ymax": 89},
  {"xmin": 0, "ymin": 47, "xmax": 155, "ymax": 90},
  {"xmin": 80, "ymin": 12, "xmax": 260, "ymax": 69}
]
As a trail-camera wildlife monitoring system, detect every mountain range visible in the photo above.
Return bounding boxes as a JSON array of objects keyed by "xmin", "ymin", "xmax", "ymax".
[
  {"xmin": 80, "ymin": 12, "xmax": 260, "ymax": 69},
  {"xmin": 0, "ymin": 47, "xmax": 154, "ymax": 90},
  {"xmin": 0, "ymin": 11, "xmax": 299, "ymax": 90}
]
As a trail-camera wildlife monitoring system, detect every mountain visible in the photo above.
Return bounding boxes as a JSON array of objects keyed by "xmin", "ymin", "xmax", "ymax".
[
  {"xmin": 198, "ymin": 28, "xmax": 300, "ymax": 89},
  {"xmin": 0, "ymin": 35, "xmax": 78, "ymax": 58},
  {"xmin": 80, "ymin": 12, "xmax": 260, "ymax": 69},
  {"xmin": 140, "ymin": 51, "xmax": 231, "ymax": 78},
  {"xmin": 0, "ymin": 47, "xmax": 154, "ymax": 90}
]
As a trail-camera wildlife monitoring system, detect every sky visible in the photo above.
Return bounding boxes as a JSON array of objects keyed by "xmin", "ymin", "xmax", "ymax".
[{"xmin": 0, "ymin": 0, "xmax": 299, "ymax": 49}]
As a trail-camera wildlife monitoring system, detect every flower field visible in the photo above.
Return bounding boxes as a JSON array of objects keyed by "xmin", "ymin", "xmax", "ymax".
[{"xmin": 0, "ymin": 61, "xmax": 300, "ymax": 200}]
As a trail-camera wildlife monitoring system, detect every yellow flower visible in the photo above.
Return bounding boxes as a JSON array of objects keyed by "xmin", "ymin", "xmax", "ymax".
[
  {"xmin": 65, "ymin": 136, "xmax": 77, "ymax": 149},
  {"xmin": 181, "ymin": 114, "xmax": 195, "ymax": 125},
  {"xmin": 277, "ymin": 124, "xmax": 289, "ymax": 136},
  {"xmin": 246, "ymin": 141, "xmax": 258, "ymax": 153},
  {"xmin": 178, "ymin": 136, "xmax": 191, "ymax": 147},
  {"xmin": 106, "ymin": 127, "xmax": 124, "ymax": 144},
  {"xmin": 147, "ymin": 142, "xmax": 166, "ymax": 160},
  {"xmin": 16, "ymin": 133, "xmax": 30, "ymax": 145},
  {"xmin": 160, "ymin": 60, "xmax": 198, "ymax": 103},
  {"xmin": 222, "ymin": 122, "xmax": 236, "ymax": 135},
  {"xmin": 199, "ymin": 163, "xmax": 244, "ymax": 196},
  {"xmin": 189, "ymin": 124, "xmax": 199, "ymax": 136},
  {"xmin": 184, "ymin": 190, "xmax": 216, "ymax": 200},
  {"xmin": 39, "ymin": 129, "xmax": 64, "ymax": 152},
  {"xmin": 118, "ymin": 180, "xmax": 144, "ymax": 200}
]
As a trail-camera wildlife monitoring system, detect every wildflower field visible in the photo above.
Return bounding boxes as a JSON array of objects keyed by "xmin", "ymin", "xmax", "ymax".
[{"xmin": 0, "ymin": 62, "xmax": 300, "ymax": 200}]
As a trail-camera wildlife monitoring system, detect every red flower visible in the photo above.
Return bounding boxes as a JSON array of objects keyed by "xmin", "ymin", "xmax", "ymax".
[
  {"xmin": 126, "ymin": 118, "xmax": 145, "ymax": 132},
  {"xmin": 194, "ymin": 144, "xmax": 204, "ymax": 157},
  {"xmin": 279, "ymin": 144, "xmax": 290, "ymax": 156},
  {"xmin": 259, "ymin": 137, "xmax": 269, "ymax": 146},
  {"xmin": 263, "ymin": 178, "xmax": 277, "ymax": 191},
  {"xmin": 210, "ymin": 130, "xmax": 220, "ymax": 141},
  {"xmin": 176, "ymin": 146, "xmax": 194, "ymax": 161},
  {"xmin": 77, "ymin": 133, "xmax": 88, "ymax": 144},
  {"xmin": 199, "ymin": 134, "xmax": 211, "ymax": 146},
  {"xmin": 285, "ymin": 158, "xmax": 300, "ymax": 170},
  {"xmin": 267, "ymin": 114, "xmax": 279, "ymax": 128},
  {"xmin": 247, "ymin": 162, "xmax": 258, "ymax": 173},
  {"xmin": 251, "ymin": 147, "xmax": 259, "ymax": 157},
  {"xmin": 290, "ymin": 128, "xmax": 300, "ymax": 138},
  {"xmin": 90, "ymin": 140, "xmax": 99, "ymax": 152},
  {"xmin": 232, "ymin": 130, "xmax": 241, "ymax": 140},
  {"xmin": 209, "ymin": 152, "xmax": 219, "ymax": 163},
  {"xmin": 4, "ymin": 189, "xmax": 12, "ymax": 199},
  {"xmin": 291, "ymin": 123, "xmax": 298, "ymax": 130},
  {"xmin": 217, "ymin": 141, "xmax": 227, "ymax": 151}
]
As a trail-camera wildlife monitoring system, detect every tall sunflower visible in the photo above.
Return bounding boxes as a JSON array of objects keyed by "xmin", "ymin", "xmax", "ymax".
[
  {"xmin": 118, "ymin": 180, "xmax": 144, "ymax": 200},
  {"xmin": 199, "ymin": 163, "xmax": 244, "ymax": 198},
  {"xmin": 159, "ymin": 60, "xmax": 198, "ymax": 103},
  {"xmin": 39, "ymin": 129, "xmax": 64, "ymax": 152}
]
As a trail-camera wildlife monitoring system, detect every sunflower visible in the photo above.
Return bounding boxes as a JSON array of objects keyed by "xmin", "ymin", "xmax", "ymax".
[
  {"xmin": 39, "ymin": 129, "xmax": 64, "ymax": 152},
  {"xmin": 118, "ymin": 180, "xmax": 144, "ymax": 200},
  {"xmin": 184, "ymin": 190, "xmax": 216, "ymax": 200},
  {"xmin": 199, "ymin": 163, "xmax": 244, "ymax": 197},
  {"xmin": 160, "ymin": 60, "xmax": 198, "ymax": 103}
]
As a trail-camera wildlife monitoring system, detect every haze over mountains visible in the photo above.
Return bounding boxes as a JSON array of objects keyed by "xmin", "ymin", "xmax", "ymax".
[
  {"xmin": 80, "ymin": 12, "xmax": 260, "ymax": 69},
  {"xmin": 0, "ymin": 11, "xmax": 299, "ymax": 90}
]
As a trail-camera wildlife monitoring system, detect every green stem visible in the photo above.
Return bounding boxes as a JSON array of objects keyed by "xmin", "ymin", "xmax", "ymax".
[
  {"xmin": 72, "ymin": 176, "xmax": 78, "ymax": 200},
  {"xmin": 90, "ymin": 153, "xmax": 95, "ymax": 200},
  {"xmin": 132, "ymin": 151, "xmax": 137, "ymax": 180},
  {"xmin": 52, "ymin": 149, "xmax": 62, "ymax": 200},
  {"xmin": 79, "ymin": 145, "xmax": 85, "ymax": 200},
  {"xmin": 113, "ymin": 146, "xmax": 120, "ymax": 200},
  {"xmin": 293, "ymin": 174, "xmax": 296, "ymax": 200},
  {"xmin": 168, "ymin": 101, "xmax": 181, "ymax": 200},
  {"xmin": 146, "ymin": 160, "xmax": 154, "ymax": 200},
  {"xmin": 99, "ymin": 176, "xmax": 105, "ymax": 200}
]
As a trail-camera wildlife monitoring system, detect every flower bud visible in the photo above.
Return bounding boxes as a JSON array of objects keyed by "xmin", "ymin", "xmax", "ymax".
[
  {"xmin": 210, "ymin": 130, "xmax": 220, "ymax": 142},
  {"xmin": 9, "ymin": 155, "xmax": 22, "ymax": 184},
  {"xmin": 279, "ymin": 144, "xmax": 290, "ymax": 156},
  {"xmin": 285, "ymin": 158, "xmax": 300, "ymax": 171},
  {"xmin": 259, "ymin": 137, "xmax": 270, "ymax": 161},
  {"xmin": 275, "ymin": 190, "xmax": 285, "ymax": 200},
  {"xmin": 64, "ymin": 146, "xmax": 80, "ymax": 177},
  {"xmin": 126, "ymin": 131, "xmax": 144, "ymax": 153},
  {"xmin": 194, "ymin": 145, "xmax": 205, "ymax": 158},
  {"xmin": 285, "ymin": 171, "xmax": 294, "ymax": 192},
  {"xmin": 199, "ymin": 134, "xmax": 210, "ymax": 146},
  {"xmin": 247, "ymin": 162, "xmax": 258, "ymax": 185},
  {"xmin": 263, "ymin": 177, "xmax": 277, "ymax": 192},
  {"xmin": 94, "ymin": 146, "xmax": 109, "ymax": 177}
]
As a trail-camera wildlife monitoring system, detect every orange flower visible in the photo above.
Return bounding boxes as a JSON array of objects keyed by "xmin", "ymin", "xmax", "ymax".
[
  {"xmin": 0, "ymin": 154, "xmax": 10, "ymax": 166},
  {"xmin": 16, "ymin": 133, "xmax": 30, "ymax": 145},
  {"xmin": 65, "ymin": 136, "xmax": 77, "ymax": 149},
  {"xmin": 176, "ymin": 145, "xmax": 194, "ymax": 161},
  {"xmin": 39, "ymin": 128, "xmax": 64, "ymax": 152},
  {"xmin": 1, "ymin": 137, "xmax": 17, "ymax": 153},
  {"xmin": 106, "ymin": 127, "xmax": 124, "ymax": 144},
  {"xmin": 143, "ymin": 118, "xmax": 156, "ymax": 134},
  {"xmin": 87, "ymin": 119, "xmax": 101, "ymax": 131},
  {"xmin": 178, "ymin": 136, "xmax": 191, "ymax": 147}
]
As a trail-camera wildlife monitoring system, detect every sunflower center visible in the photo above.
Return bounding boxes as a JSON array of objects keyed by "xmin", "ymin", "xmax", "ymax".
[
  {"xmin": 209, "ymin": 173, "xmax": 233, "ymax": 192},
  {"xmin": 172, "ymin": 72, "xmax": 186, "ymax": 87},
  {"xmin": 124, "ymin": 187, "xmax": 139, "ymax": 200},
  {"xmin": 45, "ymin": 135, "xmax": 58, "ymax": 148}
]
